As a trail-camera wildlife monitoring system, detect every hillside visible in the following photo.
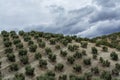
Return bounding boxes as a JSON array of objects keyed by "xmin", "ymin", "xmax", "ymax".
[{"xmin": 0, "ymin": 31, "xmax": 120, "ymax": 80}]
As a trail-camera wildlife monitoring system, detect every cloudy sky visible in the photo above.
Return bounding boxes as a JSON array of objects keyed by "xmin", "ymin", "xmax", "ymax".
[{"xmin": 0, "ymin": 0, "xmax": 120, "ymax": 38}]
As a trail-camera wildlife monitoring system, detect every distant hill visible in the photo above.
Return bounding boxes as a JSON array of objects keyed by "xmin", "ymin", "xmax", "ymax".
[{"xmin": 0, "ymin": 30, "xmax": 120, "ymax": 80}]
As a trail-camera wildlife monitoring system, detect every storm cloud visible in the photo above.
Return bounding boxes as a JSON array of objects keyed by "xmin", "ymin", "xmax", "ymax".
[{"xmin": 0, "ymin": 0, "xmax": 120, "ymax": 38}]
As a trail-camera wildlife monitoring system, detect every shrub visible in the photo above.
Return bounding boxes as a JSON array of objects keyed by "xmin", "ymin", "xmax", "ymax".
[
  {"xmin": 48, "ymin": 53, "xmax": 56, "ymax": 62},
  {"xmin": 84, "ymin": 72, "xmax": 92, "ymax": 80},
  {"xmin": 102, "ymin": 60, "xmax": 110, "ymax": 67},
  {"xmin": 81, "ymin": 41, "xmax": 88, "ymax": 48},
  {"xmin": 100, "ymin": 71, "xmax": 112, "ymax": 80},
  {"xmin": 93, "ymin": 54, "xmax": 97, "ymax": 59},
  {"xmin": 7, "ymin": 53, "xmax": 15, "ymax": 62},
  {"xmin": 13, "ymin": 73, "xmax": 25, "ymax": 80},
  {"xmin": 67, "ymin": 56, "xmax": 75, "ymax": 64},
  {"xmin": 110, "ymin": 52, "xmax": 118, "ymax": 61},
  {"xmin": 99, "ymin": 57, "xmax": 104, "ymax": 63},
  {"xmin": 39, "ymin": 42, "xmax": 46, "ymax": 48},
  {"xmin": 112, "ymin": 68, "xmax": 119, "ymax": 76},
  {"xmin": 34, "ymin": 52, "xmax": 42, "ymax": 60},
  {"xmin": 13, "ymin": 39, "xmax": 21, "ymax": 45},
  {"xmin": 36, "ymin": 71, "xmax": 55, "ymax": 80},
  {"xmin": 20, "ymin": 56, "xmax": 29, "ymax": 64},
  {"xmin": 55, "ymin": 63, "xmax": 64, "ymax": 71},
  {"xmin": 9, "ymin": 63, "xmax": 19, "ymax": 71},
  {"xmin": 28, "ymin": 40, "xmax": 34, "ymax": 46},
  {"xmin": 39, "ymin": 59, "xmax": 47, "ymax": 68},
  {"xmin": 5, "ymin": 47, "xmax": 13, "ymax": 53},
  {"xmin": 73, "ymin": 64, "xmax": 82, "ymax": 72},
  {"xmin": 61, "ymin": 39, "xmax": 69, "ymax": 46},
  {"xmin": 50, "ymin": 39, "xmax": 56, "ymax": 45},
  {"xmin": 91, "ymin": 67, "xmax": 99, "ymax": 74},
  {"xmin": 16, "ymin": 43, "xmax": 23, "ymax": 49},
  {"xmin": 3, "ymin": 37, "xmax": 9, "ymax": 42},
  {"xmin": 115, "ymin": 63, "xmax": 120, "ymax": 71},
  {"xmin": 73, "ymin": 51, "xmax": 82, "ymax": 59},
  {"xmin": 29, "ymin": 44, "xmax": 37, "ymax": 52},
  {"xmin": 83, "ymin": 58, "xmax": 91, "ymax": 65},
  {"xmin": 59, "ymin": 74, "xmax": 67, "ymax": 80},
  {"xmin": 4, "ymin": 41, "xmax": 12, "ymax": 47},
  {"xmin": 82, "ymin": 50, "xmax": 86, "ymax": 56},
  {"xmin": 45, "ymin": 47, "xmax": 52, "ymax": 54},
  {"xmin": 68, "ymin": 45, "xmax": 79, "ymax": 52},
  {"xmin": 60, "ymin": 50, "xmax": 67, "ymax": 57},
  {"xmin": 102, "ymin": 46, "xmax": 108, "ymax": 52},
  {"xmin": 25, "ymin": 65, "xmax": 34, "ymax": 76},
  {"xmin": 23, "ymin": 36, "xmax": 31, "ymax": 42},
  {"xmin": 55, "ymin": 45, "xmax": 61, "ymax": 49},
  {"xmin": 19, "ymin": 30, "xmax": 25, "ymax": 36},
  {"xmin": 19, "ymin": 49, "xmax": 27, "ymax": 56},
  {"xmin": 91, "ymin": 47, "xmax": 98, "ymax": 54}
]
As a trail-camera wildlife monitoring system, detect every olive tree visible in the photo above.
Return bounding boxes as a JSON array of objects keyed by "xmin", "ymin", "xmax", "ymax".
[
  {"xmin": 110, "ymin": 52, "xmax": 118, "ymax": 61},
  {"xmin": 7, "ymin": 53, "xmax": 15, "ymax": 62},
  {"xmin": 25, "ymin": 65, "xmax": 34, "ymax": 76},
  {"xmin": 73, "ymin": 64, "xmax": 82, "ymax": 72},
  {"xmin": 9, "ymin": 63, "xmax": 19, "ymax": 71},
  {"xmin": 13, "ymin": 73, "xmax": 25, "ymax": 80},
  {"xmin": 55, "ymin": 63, "xmax": 64, "ymax": 71},
  {"xmin": 39, "ymin": 59, "xmax": 47, "ymax": 68},
  {"xmin": 67, "ymin": 56, "xmax": 75, "ymax": 64}
]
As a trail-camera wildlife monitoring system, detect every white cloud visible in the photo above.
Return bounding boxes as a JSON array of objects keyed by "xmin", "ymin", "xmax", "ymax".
[{"xmin": 0, "ymin": 0, "xmax": 120, "ymax": 38}]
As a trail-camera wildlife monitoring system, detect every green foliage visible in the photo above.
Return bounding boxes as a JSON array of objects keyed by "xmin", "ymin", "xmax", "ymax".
[
  {"xmin": 36, "ymin": 71, "xmax": 55, "ymax": 80},
  {"xmin": 83, "ymin": 58, "xmax": 91, "ymax": 65},
  {"xmin": 29, "ymin": 44, "xmax": 37, "ymax": 52},
  {"xmin": 67, "ymin": 56, "xmax": 75, "ymax": 64},
  {"xmin": 102, "ymin": 60, "xmax": 110, "ymax": 67},
  {"xmin": 115, "ymin": 63, "xmax": 120, "ymax": 71},
  {"xmin": 5, "ymin": 47, "xmax": 13, "ymax": 53},
  {"xmin": 93, "ymin": 54, "xmax": 97, "ymax": 59},
  {"xmin": 7, "ymin": 53, "xmax": 15, "ymax": 62},
  {"xmin": 25, "ymin": 65, "xmax": 34, "ymax": 76},
  {"xmin": 73, "ymin": 64, "xmax": 82, "ymax": 72},
  {"xmin": 84, "ymin": 72, "xmax": 92, "ymax": 80},
  {"xmin": 13, "ymin": 39, "xmax": 21, "ymax": 45},
  {"xmin": 55, "ymin": 63, "xmax": 64, "ymax": 71},
  {"xmin": 110, "ymin": 52, "xmax": 118, "ymax": 61},
  {"xmin": 23, "ymin": 36, "xmax": 31, "ymax": 42},
  {"xmin": 20, "ymin": 56, "xmax": 29, "ymax": 64},
  {"xmin": 81, "ymin": 41, "xmax": 88, "ymax": 48},
  {"xmin": 13, "ymin": 73, "xmax": 25, "ymax": 80},
  {"xmin": 55, "ymin": 45, "xmax": 61, "ymax": 49},
  {"xmin": 39, "ymin": 59, "xmax": 47, "ymax": 68},
  {"xmin": 19, "ymin": 49, "xmax": 27, "ymax": 56},
  {"xmin": 60, "ymin": 50, "xmax": 68, "ymax": 57},
  {"xmin": 73, "ymin": 51, "xmax": 82, "ymax": 59},
  {"xmin": 35, "ymin": 52, "xmax": 42, "ymax": 60},
  {"xmin": 112, "ymin": 68, "xmax": 119, "ymax": 76},
  {"xmin": 50, "ymin": 39, "xmax": 56, "ymax": 45},
  {"xmin": 68, "ymin": 45, "xmax": 79, "ymax": 52},
  {"xmin": 4, "ymin": 41, "xmax": 12, "ymax": 47},
  {"xmin": 45, "ymin": 47, "xmax": 52, "ymax": 54},
  {"xmin": 91, "ymin": 47, "xmax": 98, "ymax": 54},
  {"xmin": 16, "ymin": 43, "xmax": 23, "ymax": 49},
  {"xmin": 91, "ymin": 67, "xmax": 99, "ymax": 74},
  {"xmin": 100, "ymin": 71, "xmax": 112, "ymax": 80},
  {"xmin": 59, "ymin": 74, "xmax": 67, "ymax": 80},
  {"xmin": 19, "ymin": 30, "xmax": 25, "ymax": 36},
  {"xmin": 48, "ymin": 53, "xmax": 56, "ymax": 62},
  {"xmin": 102, "ymin": 46, "xmax": 108, "ymax": 52},
  {"xmin": 9, "ymin": 63, "xmax": 19, "ymax": 71},
  {"xmin": 39, "ymin": 41, "xmax": 46, "ymax": 48},
  {"xmin": 28, "ymin": 40, "xmax": 34, "ymax": 46}
]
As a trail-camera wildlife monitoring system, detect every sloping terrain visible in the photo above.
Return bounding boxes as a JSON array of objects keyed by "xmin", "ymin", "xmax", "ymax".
[{"xmin": 0, "ymin": 31, "xmax": 120, "ymax": 80}]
